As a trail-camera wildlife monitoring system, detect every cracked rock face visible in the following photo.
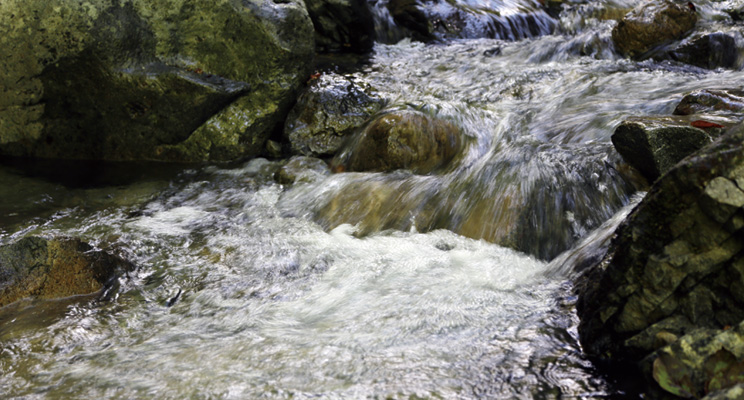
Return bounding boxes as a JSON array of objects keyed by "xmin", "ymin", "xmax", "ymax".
[
  {"xmin": 577, "ymin": 124, "xmax": 744, "ymax": 364},
  {"xmin": 0, "ymin": 0, "xmax": 314, "ymax": 162}
]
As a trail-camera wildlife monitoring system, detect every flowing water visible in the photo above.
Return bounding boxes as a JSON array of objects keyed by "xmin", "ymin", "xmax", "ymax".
[{"xmin": 2, "ymin": 0, "xmax": 744, "ymax": 398}]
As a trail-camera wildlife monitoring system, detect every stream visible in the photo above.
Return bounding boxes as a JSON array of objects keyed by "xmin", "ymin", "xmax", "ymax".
[{"xmin": 2, "ymin": 0, "xmax": 744, "ymax": 398}]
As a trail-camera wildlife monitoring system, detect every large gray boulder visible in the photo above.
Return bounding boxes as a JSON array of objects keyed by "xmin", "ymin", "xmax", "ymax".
[
  {"xmin": 577, "ymin": 123, "xmax": 744, "ymax": 367},
  {"xmin": 0, "ymin": 0, "xmax": 314, "ymax": 162},
  {"xmin": 0, "ymin": 236, "xmax": 133, "ymax": 307},
  {"xmin": 612, "ymin": 0, "xmax": 697, "ymax": 59}
]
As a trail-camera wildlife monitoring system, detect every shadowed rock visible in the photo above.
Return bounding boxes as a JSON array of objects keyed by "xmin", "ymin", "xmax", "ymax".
[
  {"xmin": 0, "ymin": 0, "xmax": 314, "ymax": 162},
  {"xmin": 611, "ymin": 116, "xmax": 717, "ymax": 182},
  {"xmin": 577, "ymin": 124, "xmax": 744, "ymax": 368},
  {"xmin": 669, "ymin": 32, "xmax": 739, "ymax": 70},
  {"xmin": 305, "ymin": 0, "xmax": 376, "ymax": 53}
]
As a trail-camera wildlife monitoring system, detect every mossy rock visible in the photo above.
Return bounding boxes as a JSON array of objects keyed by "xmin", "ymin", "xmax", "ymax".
[
  {"xmin": 577, "ymin": 123, "xmax": 744, "ymax": 365},
  {"xmin": 0, "ymin": 236, "xmax": 133, "ymax": 307},
  {"xmin": 0, "ymin": 0, "xmax": 314, "ymax": 162}
]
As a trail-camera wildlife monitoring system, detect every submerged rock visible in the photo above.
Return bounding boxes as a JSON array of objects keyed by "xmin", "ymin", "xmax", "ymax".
[
  {"xmin": 577, "ymin": 124, "xmax": 744, "ymax": 365},
  {"xmin": 0, "ymin": 0, "xmax": 314, "ymax": 162},
  {"xmin": 0, "ymin": 236, "xmax": 133, "ymax": 307},
  {"xmin": 668, "ymin": 32, "xmax": 739, "ymax": 70},
  {"xmin": 612, "ymin": 0, "xmax": 697, "ymax": 59},
  {"xmin": 674, "ymin": 89, "xmax": 744, "ymax": 117},
  {"xmin": 611, "ymin": 116, "xmax": 717, "ymax": 182},
  {"xmin": 305, "ymin": 0, "xmax": 376, "ymax": 53},
  {"xmin": 284, "ymin": 73, "xmax": 383, "ymax": 157},
  {"xmin": 275, "ymin": 156, "xmax": 331, "ymax": 184},
  {"xmin": 332, "ymin": 109, "xmax": 463, "ymax": 174}
]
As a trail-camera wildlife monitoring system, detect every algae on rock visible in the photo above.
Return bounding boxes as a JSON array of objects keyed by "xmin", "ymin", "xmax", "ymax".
[{"xmin": 0, "ymin": 0, "xmax": 314, "ymax": 162}]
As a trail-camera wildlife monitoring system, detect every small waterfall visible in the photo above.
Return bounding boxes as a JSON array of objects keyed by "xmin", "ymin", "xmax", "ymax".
[{"xmin": 370, "ymin": 0, "xmax": 558, "ymax": 43}]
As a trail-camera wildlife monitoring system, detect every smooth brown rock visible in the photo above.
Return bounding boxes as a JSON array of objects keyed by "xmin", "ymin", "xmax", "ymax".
[
  {"xmin": 332, "ymin": 110, "xmax": 463, "ymax": 174},
  {"xmin": 612, "ymin": 0, "xmax": 697, "ymax": 59},
  {"xmin": 0, "ymin": 236, "xmax": 133, "ymax": 307}
]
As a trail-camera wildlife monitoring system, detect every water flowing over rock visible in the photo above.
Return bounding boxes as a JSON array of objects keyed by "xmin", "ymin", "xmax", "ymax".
[
  {"xmin": 332, "ymin": 109, "xmax": 463, "ymax": 173},
  {"xmin": 0, "ymin": 236, "xmax": 133, "ymax": 307},
  {"xmin": 674, "ymin": 89, "xmax": 744, "ymax": 117},
  {"xmin": 381, "ymin": 0, "xmax": 557, "ymax": 42},
  {"xmin": 275, "ymin": 156, "xmax": 331, "ymax": 184},
  {"xmin": 611, "ymin": 116, "xmax": 717, "ymax": 182},
  {"xmin": 305, "ymin": 0, "xmax": 376, "ymax": 53},
  {"xmin": 611, "ymin": 0, "xmax": 698, "ymax": 59},
  {"xmin": 284, "ymin": 73, "xmax": 383, "ymax": 157},
  {"xmin": 0, "ymin": 0, "xmax": 314, "ymax": 162},
  {"xmin": 577, "ymin": 124, "xmax": 744, "ymax": 372}
]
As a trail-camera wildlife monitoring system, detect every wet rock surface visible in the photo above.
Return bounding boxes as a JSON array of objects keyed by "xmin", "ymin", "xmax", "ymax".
[
  {"xmin": 576, "ymin": 124, "xmax": 744, "ymax": 396},
  {"xmin": 611, "ymin": 116, "xmax": 716, "ymax": 182},
  {"xmin": 668, "ymin": 32, "xmax": 739, "ymax": 70},
  {"xmin": 305, "ymin": 0, "xmax": 376, "ymax": 53},
  {"xmin": 674, "ymin": 89, "xmax": 744, "ymax": 117},
  {"xmin": 0, "ymin": 0, "xmax": 314, "ymax": 162},
  {"xmin": 0, "ymin": 236, "xmax": 133, "ymax": 307},
  {"xmin": 284, "ymin": 74, "xmax": 383, "ymax": 157},
  {"xmin": 611, "ymin": 0, "xmax": 697, "ymax": 59},
  {"xmin": 332, "ymin": 109, "xmax": 463, "ymax": 174}
]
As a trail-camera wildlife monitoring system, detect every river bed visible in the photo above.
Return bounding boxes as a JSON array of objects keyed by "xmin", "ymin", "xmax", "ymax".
[{"xmin": 2, "ymin": 1, "xmax": 744, "ymax": 398}]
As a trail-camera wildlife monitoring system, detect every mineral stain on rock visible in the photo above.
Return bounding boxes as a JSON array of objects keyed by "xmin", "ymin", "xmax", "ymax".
[{"xmin": 0, "ymin": 236, "xmax": 133, "ymax": 308}]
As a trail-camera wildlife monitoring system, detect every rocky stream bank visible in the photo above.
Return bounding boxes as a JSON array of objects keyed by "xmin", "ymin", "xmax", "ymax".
[{"xmin": 2, "ymin": 0, "xmax": 744, "ymax": 398}]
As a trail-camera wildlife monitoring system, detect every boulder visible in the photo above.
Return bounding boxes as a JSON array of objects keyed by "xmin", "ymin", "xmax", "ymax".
[
  {"xmin": 305, "ymin": 0, "xmax": 376, "ymax": 53},
  {"xmin": 332, "ymin": 109, "xmax": 463, "ymax": 174},
  {"xmin": 669, "ymin": 32, "xmax": 739, "ymax": 70},
  {"xmin": 612, "ymin": 0, "xmax": 697, "ymax": 59},
  {"xmin": 275, "ymin": 156, "xmax": 331, "ymax": 184},
  {"xmin": 674, "ymin": 89, "xmax": 744, "ymax": 117},
  {"xmin": 0, "ymin": 236, "xmax": 133, "ymax": 307},
  {"xmin": 284, "ymin": 73, "xmax": 383, "ymax": 157},
  {"xmin": 0, "ymin": 0, "xmax": 314, "ymax": 162},
  {"xmin": 611, "ymin": 116, "xmax": 717, "ymax": 182},
  {"xmin": 577, "ymin": 124, "xmax": 744, "ymax": 365}
]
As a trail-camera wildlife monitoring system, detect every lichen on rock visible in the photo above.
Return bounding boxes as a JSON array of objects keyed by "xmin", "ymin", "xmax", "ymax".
[{"xmin": 0, "ymin": 0, "xmax": 314, "ymax": 162}]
